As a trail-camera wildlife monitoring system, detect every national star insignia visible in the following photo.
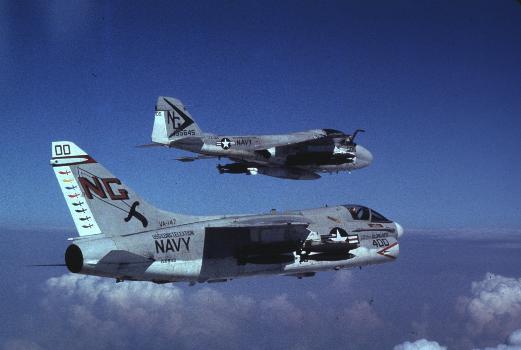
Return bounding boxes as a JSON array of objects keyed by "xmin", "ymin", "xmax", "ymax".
[{"xmin": 217, "ymin": 138, "xmax": 234, "ymax": 150}]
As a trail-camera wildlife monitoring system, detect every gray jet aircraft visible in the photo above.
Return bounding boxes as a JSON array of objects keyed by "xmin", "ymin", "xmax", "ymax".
[
  {"xmin": 145, "ymin": 96, "xmax": 373, "ymax": 180},
  {"xmin": 51, "ymin": 141, "xmax": 402, "ymax": 283}
]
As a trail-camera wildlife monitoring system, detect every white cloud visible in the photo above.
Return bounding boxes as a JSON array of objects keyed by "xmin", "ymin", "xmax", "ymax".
[
  {"xmin": 509, "ymin": 329, "xmax": 521, "ymax": 346},
  {"xmin": 395, "ymin": 274, "xmax": 521, "ymax": 350},
  {"xmin": 393, "ymin": 339, "xmax": 447, "ymax": 350},
  {"xmin": 457, "ymin": 273, "xmax": 521, "ymax": 336},
  {"xmin": 5, "ymin": 273, "xmax": 386, "ymax": 350},
  {"xmin": 392, "ymin": 328, "xmax": 521, "ymax": 350},
  {"xmin": 41, "ymin": 275, "xmax": 249, "ymax": 347},
  {"xmin": 23, "ymin": 275, "xmax": 220, "ymax": 349},
  {"xmin": 473, "ymin": 329, "xmax": 521, "ymax": 350}
]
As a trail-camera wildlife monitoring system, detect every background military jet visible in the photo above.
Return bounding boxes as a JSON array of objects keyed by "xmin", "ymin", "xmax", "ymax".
[
  {"xmin": 144, "ymin": 96, "xmax": 373, "ymax": 180},
  {"xmin": 50, "ymin": 141, "xmax": 402, "ymax": 283}
]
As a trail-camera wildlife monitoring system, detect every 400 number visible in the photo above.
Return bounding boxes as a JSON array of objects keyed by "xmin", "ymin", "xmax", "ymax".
[{"xmin": 373, "ymin": 239, "xmax": 389, "ymax": 247}]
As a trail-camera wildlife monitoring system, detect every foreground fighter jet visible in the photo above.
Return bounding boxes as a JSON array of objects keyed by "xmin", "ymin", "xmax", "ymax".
[
  {"xmin": 145, "ymin": 96, "xmax": 373, "ymax": 180},
  {"xmin": 51, "ymin": 141, "xmax": 402, "ymax": 283}
]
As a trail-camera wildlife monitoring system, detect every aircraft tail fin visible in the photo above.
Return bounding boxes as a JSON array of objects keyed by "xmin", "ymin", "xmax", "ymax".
[
  {"xmin": 51, "ymin": 141, "xmax": 187, "ymax": 236},
  {"xmin": 152, "ymin": 96, "xmax": 202, "ymax": 145}
]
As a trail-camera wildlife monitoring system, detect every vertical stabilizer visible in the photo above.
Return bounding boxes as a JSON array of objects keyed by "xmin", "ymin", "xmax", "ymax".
[
  {"xmin": 152, "ymin": 96, "xmax": 202, "ymax": 144},
  {"xmin": 51, "ymin": 141, "xmax": 190, "ymax": 236}
]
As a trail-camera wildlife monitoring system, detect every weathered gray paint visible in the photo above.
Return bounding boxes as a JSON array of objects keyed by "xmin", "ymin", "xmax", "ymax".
[{"xmin": 149, "ymin": 96, "xmax": 373, "ymax": 180}]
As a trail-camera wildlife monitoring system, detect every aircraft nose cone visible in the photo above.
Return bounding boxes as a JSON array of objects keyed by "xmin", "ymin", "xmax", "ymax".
[
  {"xmin": 395, "ymin": 222, "xmax": 404, "ymax": 237},
  {"xmin": 355, "ymin": 145, "xmax": 373, "ymax": 168}
]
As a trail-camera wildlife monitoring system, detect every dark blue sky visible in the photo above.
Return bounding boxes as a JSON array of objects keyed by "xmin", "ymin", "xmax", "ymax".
[
  {"xmin": 1, "ymin": 0, "xmax": 520, "ymax": 231},
  {"xmin": 1, "ymin": 1, "xmax": 521, "ymax": 349}
]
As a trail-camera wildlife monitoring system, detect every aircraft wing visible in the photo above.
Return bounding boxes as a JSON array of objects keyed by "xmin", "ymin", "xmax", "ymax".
[
  {"xmin": 252, "ymin": 129, "xmax": 364, "ymax": 152},
  {"xmin": 223, "ymin": 215, "xmax": 311, "ymax": 228},
  {"xmin": 204, "ymin": 216, "xmax": 312, "ymax": 263},
  {"xmin": 251, "ymin": 133, "xmax": 332, "ymax": 151}
]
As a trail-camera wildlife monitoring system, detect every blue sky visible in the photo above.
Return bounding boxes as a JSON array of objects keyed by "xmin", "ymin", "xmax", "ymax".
[
  {"xmin": 1, "ymin": 1, "xmax": 521, "ymax": 349},
  {"xmin": 1, "ymin": 0, "xmax": 520, "ymax": 230}
]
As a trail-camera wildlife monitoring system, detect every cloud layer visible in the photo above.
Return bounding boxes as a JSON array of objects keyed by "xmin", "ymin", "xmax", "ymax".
[
  {"xmin": 3, "ymin": 272, "xmax": 382, "ymax": 350},
  {"xmin": 2, "ymin": 235, "xmax": 521, "ymax": 350}
]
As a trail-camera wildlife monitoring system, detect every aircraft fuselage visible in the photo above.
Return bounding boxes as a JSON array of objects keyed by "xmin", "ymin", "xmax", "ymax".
[{"xmin": 65, "ymin": 205, "xmax": 401, "ymax": 284}]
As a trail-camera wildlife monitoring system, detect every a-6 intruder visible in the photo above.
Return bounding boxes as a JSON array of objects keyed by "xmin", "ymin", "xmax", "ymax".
[
  {"xmin": 143, "ymin": 96, "xmax": 373, "ymax": 180},
  {"xmin": 51, "ymin": 141, "xmax": 402, "ymax": 283}
]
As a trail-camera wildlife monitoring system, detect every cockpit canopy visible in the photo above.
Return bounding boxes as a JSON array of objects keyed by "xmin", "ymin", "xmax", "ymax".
[{"xmin": 343, "ymin": 205, "xmax": 392, "ymax": 223}]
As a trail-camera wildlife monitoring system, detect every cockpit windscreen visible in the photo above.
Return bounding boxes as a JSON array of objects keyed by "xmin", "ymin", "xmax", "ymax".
[{"xmin": 344, "ymin": 205, "xmax": 391, "ymax": 223}]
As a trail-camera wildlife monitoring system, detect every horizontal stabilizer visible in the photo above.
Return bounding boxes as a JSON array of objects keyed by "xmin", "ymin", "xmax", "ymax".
[
  {"xmin": 97, "ymin": 250, "xmax": 155, "ymax": 276},
  {"xmin": 98, "ymin": 250, "xmax": 155, "ymax": 265}
]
